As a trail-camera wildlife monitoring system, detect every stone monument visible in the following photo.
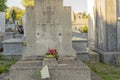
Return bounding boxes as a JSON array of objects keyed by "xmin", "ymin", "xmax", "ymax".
[
  {"xmin": 0, "ymin": 12, "xmax": 5, "ymax": 33},
  {"xmin": 23, "ymin": 0, "xmax": 75, "ymax": 58},
  {"xmin": 9, "ymin": 0, "xmax": 91, "ymax": 80},
  {"xmin": 88, "ymin": 0, "xmax": 120, "ymax": 65}
]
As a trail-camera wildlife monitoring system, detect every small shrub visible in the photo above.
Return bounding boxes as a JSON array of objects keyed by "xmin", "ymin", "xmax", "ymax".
[
  {"xmin": 0, "ymin": 56, "xmax": 17, "ymax": 74},
  {"xmin": 0, "ymin": 66, "xmax": 9, "ymax": 74},
  {"xmin": 81, "ymin": 25, "xmax": 88, "ymax": 33}
]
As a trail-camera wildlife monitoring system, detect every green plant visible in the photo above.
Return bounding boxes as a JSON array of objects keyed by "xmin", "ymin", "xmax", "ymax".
[
  {"xmin": 0, "ymin": 0, "xmax": 7, "ymax": 12},
  {"xmin": 11, "ymin": 10, "xmax": 16, "ymax": 23},
  {"xmin": 0, "ymin": 55, "xmax": 17, "ymax": 74},
  {"xmin": 22, "ymin": 42, "xmax": 27, "ymax": 46},
  {"xmin": 81, "ymin": 25, "xmax": 88, "ymax": 33},
  {"xmin": 86, "ymin": 62, "xmax": 120, "ymax": 80},
  {"xmin": 0, "ymin": 66, "xmax": 9, "ymax": 74},
  {"xmin": 45, "ymin": 49, "xmax": 58, "ymax": 58},
  {"xmin": 83, "ymin": 12, "xmax": 88, "ymax": 19}
]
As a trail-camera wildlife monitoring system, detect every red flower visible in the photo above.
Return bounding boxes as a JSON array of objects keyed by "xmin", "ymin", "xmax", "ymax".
[{"xmin": 47, "ymin": 49, "xmax": 58, "ymax": 55}]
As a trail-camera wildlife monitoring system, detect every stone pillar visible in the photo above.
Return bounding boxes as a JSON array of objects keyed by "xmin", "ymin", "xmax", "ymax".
[
  {"xmin": 0, "ymin": 12, "xmax": 5, "ymax": 33},
  {"xmin": 23, "ymin": 7, "xmax": 36, "ymax": 57},
  {"xmin": 117, "ymin": 0, "xmax": 120, "ymax": 50},
  {"xmin": 94, "ymin": 0, "xmax": 107, "ymax": 51},
  {"xmin": 88, "ymin": 0, "xmax": 96, "ymax": 50},
  {"xmin": 105, "ymin": 0, "xmax": 117, "ymax": 51},
  {"xmin": 89, "ymin": 0, "xmax": 120, "ymax": 65}
]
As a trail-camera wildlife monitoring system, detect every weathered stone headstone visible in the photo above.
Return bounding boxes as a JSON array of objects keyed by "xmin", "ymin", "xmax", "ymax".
[
  {"xmin": 0, "ymin": 12, "xmax": 5, "ymax": 33},
  {"xmin": 23, "ymin": 0, "xmax": 75, "ymax": 58},
  {"xmin": 10, "ymin": 0, "xmax": 91, "ymax": 80}
]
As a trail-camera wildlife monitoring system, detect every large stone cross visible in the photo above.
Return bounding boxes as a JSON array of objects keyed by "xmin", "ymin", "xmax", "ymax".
[{"xmin": 43, "ymin": 7, "xmax": 54, "ymax": 23}]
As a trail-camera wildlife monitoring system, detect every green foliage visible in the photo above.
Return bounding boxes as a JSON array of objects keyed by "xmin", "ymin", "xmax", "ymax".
[
  {"xmin": 6, "ymin": 7, "xmax": 24, "ymax": 24},
  {"xmin": 19, "ymin": 18, "xmax": 23, "ymax": 25},
  {"xmin": 81, "ymin": 25, "xmax": 88, "ymax": 33},
  {"xmin": 22, "ymin": 0, "xmax": 34, "ymax": 6},
  {"xmin": 86, "ymin": 63, "xmax": 120, "ymax": 80},
  {"xmin": 83, "ymin": 12, "xmax": 88, "ymax": 19},
  {"xmin": 11, "ymin": 10, "xmax": 16, "ymax": 23},
  {"xmin": 0, "ymin": 66, "xmax": 9, "ymax": 74},
  {"xmin": 0, "ymin": 54, "xmax": 17, "ymax": 74},
  {"xmin": 0, "ymin": 0, "xmax": 7, "ymax": 12}
]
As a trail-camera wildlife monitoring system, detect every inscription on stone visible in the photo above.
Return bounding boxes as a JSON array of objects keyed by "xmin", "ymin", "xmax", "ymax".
[
  {"xmin": 23, "ymin": 0, "xmax": 75, "ymax": 57},
  {"xmin": 43, "ymin": 7, "xmax": 54, "ymax": 23}
]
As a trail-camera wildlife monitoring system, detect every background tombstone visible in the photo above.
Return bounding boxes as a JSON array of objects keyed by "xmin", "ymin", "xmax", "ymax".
[
  {"xmin": 0, "ymin": 12, "xmax": 5, "ymax": 50},
  {"xmin": 2, "ymin": 38, "xmax": 23, "ymax": 59},
  {"xmin": 88, "ymin": 0, "xmax": 120, "ymax": 65},
  {"xmin": 22, "ymin": 12, "xmax": 26, "ymax": 37},
  {"xmin": 0, "ymin": 12, "xmax": 5, "ymax": 33}
]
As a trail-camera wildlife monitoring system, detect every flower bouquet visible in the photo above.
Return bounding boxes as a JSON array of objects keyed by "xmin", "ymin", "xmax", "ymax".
[{"xmin": 45, "ymin": 48, "xmax": 58, "ymax": 59}]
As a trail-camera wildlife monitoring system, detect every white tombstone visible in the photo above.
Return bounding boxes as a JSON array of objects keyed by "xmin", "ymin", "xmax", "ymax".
[{"xmin": 0, "ymin": 12, "xmax": 5, "ymax": 33}]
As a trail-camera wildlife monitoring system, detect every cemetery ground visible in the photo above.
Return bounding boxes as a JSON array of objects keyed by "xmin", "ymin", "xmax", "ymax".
[
  {"xmin": 86, "ymin": 62, "xmax": 120, "ymax": 80},
  {"xmin": 0, "ymin": 53, "xmax": 119, "ymax": 80},
  {"xmin": 0, "ymin": 53, "xmax": 16, "ymax": 74}
]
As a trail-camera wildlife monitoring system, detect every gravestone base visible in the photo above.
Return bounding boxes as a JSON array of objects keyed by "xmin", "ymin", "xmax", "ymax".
[
  {"xmin": 72, "ymin": 37, "xmax": 89, "ymax": 62},
  {"xmin": 2, "ymin": 55, "xmax": 21, "ymax": 60},
  {"xmin": 89, "ymin": 51, "xmax": 99, "ymax": 64},
  {"xmin": 95, "ymin": 50, "xmax": 120, "ymax": 65},
  {"xmin": 77, "ymin": 52, "xmax": 89, "ymax": 62},
  {"xmin": 2, "ymin": 38, "xmax": 24, "ymax": 60},
  {"xmin": 10, "ymin": 57, "xmax": 91, "ymax": 80}
]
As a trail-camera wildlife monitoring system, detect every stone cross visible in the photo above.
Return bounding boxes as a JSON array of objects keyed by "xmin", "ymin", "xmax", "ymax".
[{"xmin": 43, "ymin": 7, "xmax": 54, "ymax": 23}]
